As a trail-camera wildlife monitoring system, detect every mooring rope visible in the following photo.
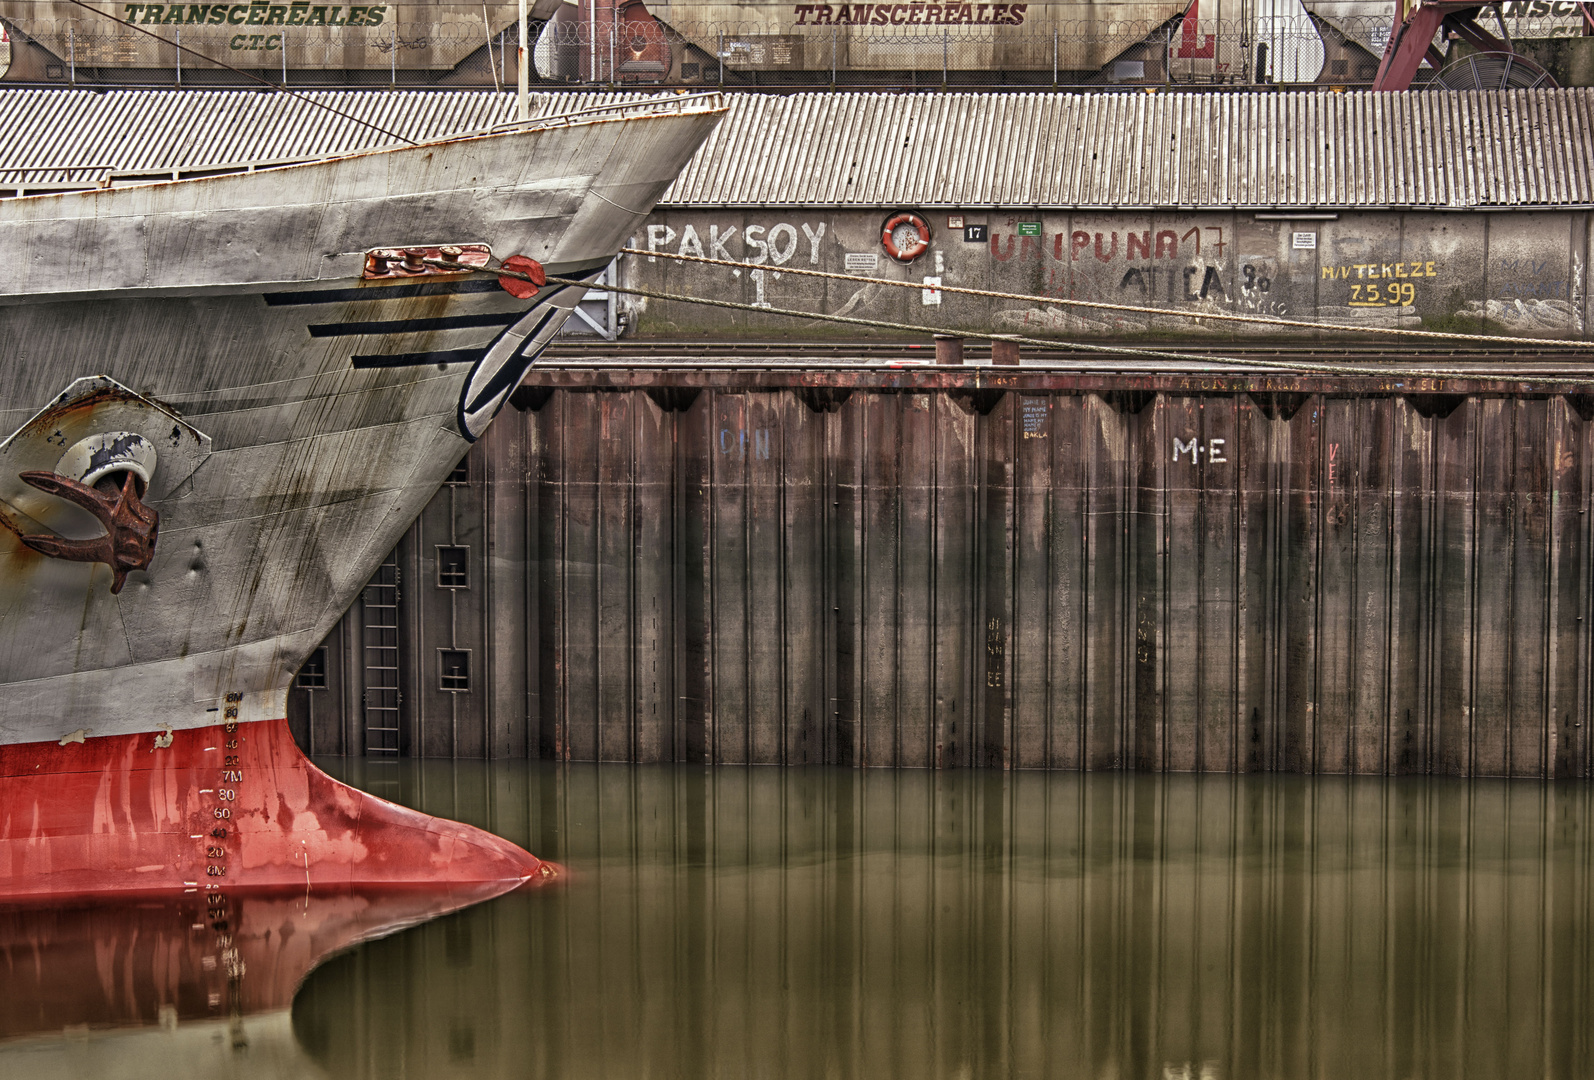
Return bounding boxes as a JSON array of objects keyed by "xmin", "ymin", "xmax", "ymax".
[
  {"xmin": 538, "ymin": 272, "xmax": 1594, "ymax": 389},
  {"xmin": 621, "ymin": 247, "xmax": 1593, "ymax": 351}
]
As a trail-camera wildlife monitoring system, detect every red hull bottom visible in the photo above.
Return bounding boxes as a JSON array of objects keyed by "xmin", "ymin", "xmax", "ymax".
[{"xmin": 0, "ymin": 718, "xmax": 545, "ymax": 898}]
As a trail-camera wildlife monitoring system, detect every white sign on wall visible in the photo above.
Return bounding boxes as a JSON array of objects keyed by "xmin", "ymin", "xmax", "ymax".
[{"xmin": 1293, "ymin": 232, "xmax": 1318, "ymax": 249}]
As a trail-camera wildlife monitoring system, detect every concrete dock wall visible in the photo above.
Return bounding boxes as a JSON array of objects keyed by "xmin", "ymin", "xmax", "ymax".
[
  {"xmin": 623, "ymin": 210, "xmax": 1591, "ymax": 341},
  {"xmin": 290, "ymin": 379, "xmax": 1594, "ymax": 776}
]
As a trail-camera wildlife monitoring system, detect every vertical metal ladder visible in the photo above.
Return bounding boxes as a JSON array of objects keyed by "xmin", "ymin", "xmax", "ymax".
[{"xmin": 362, "ymin": 556, "xmax": 402, "ymax": 755}]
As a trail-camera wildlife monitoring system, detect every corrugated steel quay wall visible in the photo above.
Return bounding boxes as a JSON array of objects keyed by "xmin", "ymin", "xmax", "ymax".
[
  {"xmin": 625, "ymin": 208, "xmax": 1591, "ymax": 341},
  {"xmin": 290, "ymin": 381, "xmax": 1594, "ymax": 778}
]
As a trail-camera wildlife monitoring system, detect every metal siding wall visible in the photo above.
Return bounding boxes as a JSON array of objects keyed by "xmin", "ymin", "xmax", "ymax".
[
  {"xmin": 1433, "ymin": 400, "xmax": 1476, "ymax": 775},
  {"xmin": 595, "ymin": 393, "xmax": 637, "ymax": 763},
  {"xmin": 285, "ymin": 613, "xmax": 349, "ymax": 756},
  {"xmin": 403, "ymin": 477, "xmax": 495, "ymax": 758},
  {"xmin": 633, "ymin": 391, "xmax": 677, "ymax": 764},
  {"xmin": 529, "ymin": 397, "xmax": 558, "ymax": 759},
  {"xmin": 709, "ymin": 390, "xmax": 751, "ymax": 764},
  {"xmin": 678, "ymin": 392, "xmax": 715, "ymax": 762},
  {"xmin": 978, "ymin": 391, "xmax": 1014, "ymax": 769},
  {"xmin": 557, "ymin": 391, "xmax": 603, "ymax": 761},
  {"xmin": 834, "ymin": 400, "xmax": 865, "ymax": 767},
  {"xmin": 1550, "ymin": 397, "xmax": 1589, "ymax": 778},
  {"xmin": 295, "ymin": 387, "xmax": 1594, "ymax": 776},
  {"xmin": 930, "ymin": 395, "xmax": 977, "ymax": 770},
  {"xmin": 484, "ymin": 415, "xmax": 531, "ymax": 760},
  {"xmin": 1012, "ymin": 393, "xmax": 1051, "ymax": 768},
  {"xmin": 859, "ymin": 392, "xmax": 900, "ymax": 765}
]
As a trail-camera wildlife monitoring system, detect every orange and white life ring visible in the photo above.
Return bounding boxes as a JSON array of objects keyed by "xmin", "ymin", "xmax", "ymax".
[{"xmin": 881, "ymin": 211, "xmax": 931, "ymax": 263}]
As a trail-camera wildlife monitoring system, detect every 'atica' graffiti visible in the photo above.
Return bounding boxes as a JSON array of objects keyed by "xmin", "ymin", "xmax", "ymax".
[{"xmin": 1120, "ymin": 266, "xmax": 1225, "ymax": 300}]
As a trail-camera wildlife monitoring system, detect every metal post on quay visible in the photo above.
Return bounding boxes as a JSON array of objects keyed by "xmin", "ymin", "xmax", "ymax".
[{"xmin": 934, "ymin": 335, "xmax": 964, "ymax": 365}]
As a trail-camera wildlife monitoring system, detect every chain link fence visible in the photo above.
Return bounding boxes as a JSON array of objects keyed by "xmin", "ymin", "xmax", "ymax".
[{"xmin": 0, "ymin": 12, "xmax": 1427, "ymax": 88}]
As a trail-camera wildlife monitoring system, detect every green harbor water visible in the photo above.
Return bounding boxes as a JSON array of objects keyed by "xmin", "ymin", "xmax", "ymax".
[{"xmin": 292, "ymin": 762, "xmax": 1594, "ymax": 1080}]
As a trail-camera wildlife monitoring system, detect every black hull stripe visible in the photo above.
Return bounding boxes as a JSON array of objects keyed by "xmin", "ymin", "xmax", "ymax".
[
  {"xmin": 265, "ymin": 279, "xmax": 504, "ymax": 306},
  {"xmin": 310, "ymin": 311, "xmax": 522, "ymax": 337},
  {"xmin": 351, "ymin": 349, "xmax": 487, "ymax": 369},
  {"xmin": 461, "ymin": 306, "xmax": 565, "ymax": 416}
]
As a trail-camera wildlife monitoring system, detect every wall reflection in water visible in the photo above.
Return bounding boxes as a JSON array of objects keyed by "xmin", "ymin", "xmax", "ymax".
[{"xmin": 299, "ymin": 763, "xmax": 1594, "ymax": 1080}]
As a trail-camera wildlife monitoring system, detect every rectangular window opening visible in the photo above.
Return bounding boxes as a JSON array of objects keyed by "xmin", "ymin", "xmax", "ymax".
[
  {"xmin": 439, "ymin": 649, "xmax": 471, "ymax": 692},
  {"xmin": 437, "ymin": 545, "xmax": 469, "ymax": 589},
  {"xmin": 298, "ymin": 646, "xmax": 328, "ymax": 690},
  {"xmin": 445, "ymin": 455, "xmax": 470, "ymax": 485}
]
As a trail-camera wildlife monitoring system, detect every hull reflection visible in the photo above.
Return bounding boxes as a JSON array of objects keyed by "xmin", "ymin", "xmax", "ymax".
[{"xmin": 0, "ymin": 882, "xmax": 529, "ymax": 1077}]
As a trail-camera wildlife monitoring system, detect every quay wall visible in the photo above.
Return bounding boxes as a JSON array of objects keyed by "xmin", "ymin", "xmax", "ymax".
[
  {"xmin": 621, "ymin": 209, "xmax": 1591, "ymax": 341},
  {"xmin": 289, "ymin": 378, "xmax": 1594, "ymax": 777}
]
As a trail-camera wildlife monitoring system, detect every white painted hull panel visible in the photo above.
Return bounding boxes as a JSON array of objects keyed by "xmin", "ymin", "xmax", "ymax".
[{"xmin": 0, "ymin": 101, "xmax": 724, "ymax": 747}]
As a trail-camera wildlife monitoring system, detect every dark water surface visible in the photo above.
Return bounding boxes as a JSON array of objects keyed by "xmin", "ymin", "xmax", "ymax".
[
  {"xmin": 4, "ymin": 765, "xmax": 1593, "ymax": 1079},
  {"xmin": 301, "ymin": 763, "xmax": 1594, "ymax": 1080}
]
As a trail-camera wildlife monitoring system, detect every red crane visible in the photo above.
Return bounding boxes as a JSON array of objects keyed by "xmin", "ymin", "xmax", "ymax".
[{"xmin": 1372, "ymin": 0, "xmax": 1585, "ymax": 89}]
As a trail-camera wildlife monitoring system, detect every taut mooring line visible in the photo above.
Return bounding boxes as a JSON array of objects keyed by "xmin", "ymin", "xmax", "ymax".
[
  {"xmin": 532, "ymin": 272, "xmax": 1594, "ymax": 388},
  {"xmin": 624, "ymin": 247, "xmax": 1594, "ymax": 351}
]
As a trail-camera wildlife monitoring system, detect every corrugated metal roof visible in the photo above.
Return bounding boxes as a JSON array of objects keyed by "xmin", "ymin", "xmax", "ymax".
[
  {"xmin": 2, "ymin": 87, "xmax": 1591, "ymax": 209},
  {"xmin": 661, "ymin": 90, "xmax": 1594, "ymax": 209}
]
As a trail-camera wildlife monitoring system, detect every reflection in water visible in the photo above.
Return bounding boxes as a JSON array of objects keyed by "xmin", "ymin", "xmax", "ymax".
[
  {"xmin": 295, "ymin": 763, "xmax": 1594, "ymax": 1080},
  {"xmin": 0, "ymin": 882, "xmax": 524, "ymax": 1079}
]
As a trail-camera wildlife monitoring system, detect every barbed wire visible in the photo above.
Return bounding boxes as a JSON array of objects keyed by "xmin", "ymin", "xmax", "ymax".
[
  {"xmin": 655, "ymin": 15, "xmax": 1391, "ymax": 39},
  {"xmin": 10, "ymin": 10, "xmax": 1589, "ymax": 45},
  {"xmin": 0, "ymin": 12, "xmax": 1355, "ymax": 87},
  {"xmin": 0, "ymin": 13, "xmax": 1400, "ymax": 42},
  {"xmin": 15, "ymin": 11, "xmax": 1587, "ymax": 42}
]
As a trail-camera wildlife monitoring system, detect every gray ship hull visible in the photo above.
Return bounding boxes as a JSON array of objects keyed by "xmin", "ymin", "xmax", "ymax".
[{"xmin": 0, "ymin": 96, "xmax": 726, "ymax": 747}]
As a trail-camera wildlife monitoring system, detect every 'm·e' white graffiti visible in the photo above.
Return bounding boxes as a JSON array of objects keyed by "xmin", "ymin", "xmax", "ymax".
[
  {"xmin": 645, "ymin": 222, "xmax": 828, "ymax": 266},
  {"xmin": 1173, "ymin": 437, "xmax": 1227, "ymax": 463}
]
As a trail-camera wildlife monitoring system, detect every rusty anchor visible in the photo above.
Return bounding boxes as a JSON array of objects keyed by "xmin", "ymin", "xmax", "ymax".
[{"xmin": 15, "ymin": 470, "xmax": 159, "ymax": 594}]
